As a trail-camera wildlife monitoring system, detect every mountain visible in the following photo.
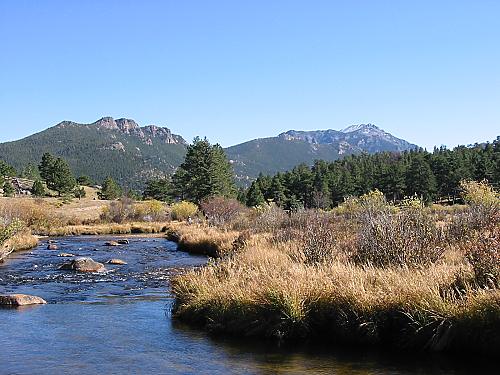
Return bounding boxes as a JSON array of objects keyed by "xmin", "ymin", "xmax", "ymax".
[
  {"xmin": 226, "ymin": 124, "xmax": 416, "ymax": 180},
  {"xmin": 0, "ymin": 117, "xmax": 187, "ymax": 189},
  {"xmin": 0, "ymin": 119, "xmax": 416, "ymax": 188}
]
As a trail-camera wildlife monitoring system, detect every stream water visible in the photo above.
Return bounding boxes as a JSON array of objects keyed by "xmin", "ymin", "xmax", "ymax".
[{"xmin": 0, "ymin": 236, "xmax": 490, "ymax": 374}]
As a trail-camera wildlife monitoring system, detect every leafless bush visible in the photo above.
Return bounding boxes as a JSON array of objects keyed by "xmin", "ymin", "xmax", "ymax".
[
  {"xmin": 464, "ymin": 227, "xmax": 499, "ymax": 288},
  {"xmin": 200, "ymin": 197, "xmax": 246, "ymax": 227},
  {"xmin": 254, "ymin": 203, "xmax": 288, "ymax": 233},
  {"xmin": 355, "ymin": 207, "xmax": 445, "ymax": 268},
  {"xmin": 100, "ymin": 197, "xmax": 135, "ymax": 223},
  {"xmin": 273, "ymin": 210, "xmax": 353, "ymax": 264}
]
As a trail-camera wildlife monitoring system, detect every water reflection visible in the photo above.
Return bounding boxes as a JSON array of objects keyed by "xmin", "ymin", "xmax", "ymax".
[{"xmin": 0, "ymin": 236, "xmax": 493, "ymax": 374}]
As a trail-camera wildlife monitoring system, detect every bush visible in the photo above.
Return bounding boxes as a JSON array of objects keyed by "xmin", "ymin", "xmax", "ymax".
[
  {"xmin": 272, "ymin": 210, "xmax": 354, "ymax": 264},
  {"xmin": 464, "ymin": 227, "xmax": 499, "ymax": 288},
  {"xmin": 100, "ymin": 197, "xmax": 135, "ymax": 223},
  {"xmin": 135, "ymin": 200, "xmax": 167, "ymax": 221},
  {"xmin": 355, "ymin": 207, "xmax": 445, "ymax": 268},
  {"xmin": 200, "ymin": 196, "xmax": 246, "ymax": 227},
  {"xmin": 171, "ymin": 201, "xmax": 198, "ymax": 221},
  {"xmin": 254, "ymin": 202, "xmax": 288, "ymax": 233},
  {"xmin": 0, "ymin": 218, "xmax": 25, "ymax": 246}
]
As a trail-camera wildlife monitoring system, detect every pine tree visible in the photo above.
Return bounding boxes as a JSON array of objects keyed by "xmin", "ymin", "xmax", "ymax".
[
  {"xmin": 50, "ymin": 158, "xmax": 76, "ymax": 196},
  {"xmin": 3, "ymin": 180, "xmax": 15, "ymax": 197},
  {"xmin": 31, "ymin": 179, "xmax": 45, "ymax": 197},
  {"xmin": 0, "ymin": 160, "xmax": 16, "ymax": 177},
  {"xmin": 99, "ymin": 177, "xmax": 122, "ymax": 200},
  {"xmin": 39, "ymin": 153, "xmax": 56, "ymax": 182},
  {"xmin": 173, "ymin": 137, "xmax": 236, "ymax": 202},
  {"xmin": 73, "ymin": 186, "xmax": 86, "ymax": 200},
  {"xmin": 143, "ymin": 178, "xmax": 173, "ymax": 202},
  {"xmin": 246, "ymin": 181, "xmax": 265, "ymax": 207},
  {"xmin": 270, "ymin": 175, "xmax": 287, "ymax": 207}
]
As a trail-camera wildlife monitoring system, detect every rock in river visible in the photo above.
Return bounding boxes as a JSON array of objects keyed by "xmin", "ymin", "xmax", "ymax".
[
  {"xmin": 59, "ymin": 257, "xmax": 105, "ymax": 272},
  {"xmin": 105, "ymin": 241, "xmax": 120, "ymax": 247},
  {"xmin": 47, "ymin": 244, "xmax": 58, "ymax": 250},
  {"xmin": 117, "ymin": 239, "xmax": 130, "ymax": 245},
  {"xmin": 107, "ymin": 258, "xmax": 127, "ymax": 265},
  {"xmin": 58, "ymin": 253, "xmax": 75, "ymax": 257},
  {"xmin": 0, "ymin": 294, "xmax": 47, "ymax": 306}
]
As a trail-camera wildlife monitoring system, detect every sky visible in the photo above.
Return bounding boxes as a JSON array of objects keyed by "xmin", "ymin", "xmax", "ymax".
[{"xmin": 0, "ymin": 0, "xmax": 499, "ymax": 150}]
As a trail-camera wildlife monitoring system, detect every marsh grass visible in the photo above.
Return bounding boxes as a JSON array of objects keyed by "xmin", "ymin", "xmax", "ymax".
[{"xmin": 172, "ymin": 182, "xmax": 499, "ymax": 355}]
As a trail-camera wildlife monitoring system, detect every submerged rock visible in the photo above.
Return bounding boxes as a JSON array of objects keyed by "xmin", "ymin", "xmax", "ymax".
[
  {"xmin": 117, "ymin": 239, "xmax": 130, "ymax": 245},
  {"xmin": 0, "ymin": 294, "xmax": 47, "ymax": 306},
  {"xmin": 105, "ymin": 241, "xmax": 120, "ymax": 247},
  {"xmin": 59, "ymin": 257, "xmax": 105, "ymax": 272},
  {"xmin": 58, "ymin": 253, "xmax": 75, "ymax": 257},
  {"xmin": 47, "ymin": 244, "xmax": 58, "ymax": 250},
  {"xmin": 107, "ymin": 258, "xmax": 127, "ymax": 265}
]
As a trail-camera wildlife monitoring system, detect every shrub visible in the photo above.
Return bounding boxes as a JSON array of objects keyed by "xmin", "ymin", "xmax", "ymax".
[
  {"xmin": 134, "ymin": 200, "xmax": 167, "ymax": 221},
  {"xmin": 100, "ymin": 197, "xmax": 135, "ymax": 223},
  {"xmin": 464, "ymin": 227, "xmax": 499, "ymax": 288},
  {"xmin": 200, "ymin": 196, "xmax": 246, "ymax": 227},
  {"xmin": 447, "ymin": 181, "xmax": 499, "ymax": 241},
  {"xmin": 272, "ymin": 210, "xmax": 354, "ymax": 264},
  {"xmin": 355, "ymin": 207, "xmax": 445, "ymax": 268},
  {"xmin": 171, "ymin": 201, "xmax": 198, "ymax": 221},
  {"xmin": 0, "ymin": 218, "xmax": 25, "ymax": 246},
  {"xmin": 254, "ymin": 202, "xmax": 288, "ymax": 233}
]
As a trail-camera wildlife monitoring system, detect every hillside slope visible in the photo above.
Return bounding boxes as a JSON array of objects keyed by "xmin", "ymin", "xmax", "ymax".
[{"xmin": 0, "ymin": 117, "xmax": 187, "ymax": 189}]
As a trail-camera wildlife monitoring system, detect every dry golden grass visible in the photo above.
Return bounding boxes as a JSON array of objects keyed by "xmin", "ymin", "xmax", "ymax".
[
  {"xmin": 173, "ymin": 239, "xmax": 499, "ymax": 354},
  {"xmin": 1, "ymin": 230, "xmax": 39, "ymax": 261},
  {"xmin": 40, "ymin": 222, "xmax": 169, "ymax": 236},
  {"xmin": 167, "ymin": 222, "xmax": 241, "ymax": 257}
]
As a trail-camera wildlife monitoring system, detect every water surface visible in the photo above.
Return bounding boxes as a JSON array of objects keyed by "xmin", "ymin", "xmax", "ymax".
[{"xmin": 0, "ymin": 236, "xmax": 488, "ymax": 374}]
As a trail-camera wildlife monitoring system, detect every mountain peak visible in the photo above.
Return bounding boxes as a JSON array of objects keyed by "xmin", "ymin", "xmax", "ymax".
[{"xmin": 341, "ymin": 123, "xmax": 380, "ymax": 133}]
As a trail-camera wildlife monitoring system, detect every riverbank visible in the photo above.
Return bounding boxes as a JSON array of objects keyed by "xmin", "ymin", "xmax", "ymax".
[
  {"xmin": 0, "ymin": 230, "xmax": 39, "ymax": 262},
  {"xmin": 171, "ymin": 193, "xmax": 499, "ymax": 356}
]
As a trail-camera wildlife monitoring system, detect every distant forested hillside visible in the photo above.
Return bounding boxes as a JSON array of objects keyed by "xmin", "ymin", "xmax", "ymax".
[{"xmin": 246, "ymin": 137, "xmax": 500, "ymax": 209}]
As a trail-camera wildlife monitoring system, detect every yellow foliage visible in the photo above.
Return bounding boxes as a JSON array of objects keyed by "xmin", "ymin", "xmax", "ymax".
[{"xmin": 171, "ymin": 201, "xmax": 198, "ymax": 221}]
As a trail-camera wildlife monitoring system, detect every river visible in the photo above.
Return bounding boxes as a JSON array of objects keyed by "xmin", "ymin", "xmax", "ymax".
[{"xmin": 0, "ymin": 236, "xmax": 489, "ymax": 374}]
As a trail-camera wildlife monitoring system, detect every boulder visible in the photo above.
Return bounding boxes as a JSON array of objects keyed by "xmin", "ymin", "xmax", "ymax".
[
  {"xmin": 47, "ymin": 244, "xmax": 58, "ymax": 250},
  {"xmin": 117, "ymin": 239, "xmax": 130, "ymax": 245},
  {"xmin": 0, "ymin": 294, "xmax": 47, "ymax": 306},
  {"xmin": 104, "ymin": 241, "xmax": 120, "ymax": 247},
  {"xmin": 107, "ymin": 258, "xmax": 127, "ymax": 265},
  {"xmin": 58, "ymin": 253, "xmax": 75, "ymax": 257},
  {"xmin": 59, "ymin": 257, "xmax": 105, "ymax": 272}
]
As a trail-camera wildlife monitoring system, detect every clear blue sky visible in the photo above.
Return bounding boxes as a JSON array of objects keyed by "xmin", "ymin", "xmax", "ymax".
[{"xmin": 0, "ymin": 0, "xmax": 499, "ymax": 149}]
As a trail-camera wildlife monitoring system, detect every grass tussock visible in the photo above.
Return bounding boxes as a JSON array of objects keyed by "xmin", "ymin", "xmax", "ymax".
[
  {"xmin": 167, "ymin": 222, "xmax": 241, "ymax": 257},
  {"xmin": 172, "ymin": 182, "xmax": 500, "ymax": 355},
  {"xmin": 40, "ymin": 222, "xmax": 169, "ymax": 236}
]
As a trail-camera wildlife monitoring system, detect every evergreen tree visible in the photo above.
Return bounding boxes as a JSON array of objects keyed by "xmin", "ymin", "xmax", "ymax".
[
  {"xmin": 3, "ymin": 180, "xmax": 15, "ymax": 197},
  {"xmin": 246, "ymin": 181, "xmax": 265, "ymax": 207},
  {"xmin": 21, "ymin": 163, "xmax": 40, "ymax": 180},
  {"xmin": 77, "ymin": 175, "xmax": 93, "ymax": 186},
  {"xmin": 48, "ymin": 158, "xmax": 77, "ymax": 196},
  {"xmin": 270, "ymin": 175, "xmax": 287, "ymax": 207},
  {"xmin": 143, "ymin": 178, "xmax": 173, "ymax": 202},
  {"xmin": 38, "ymin": 153, "xmax": 56, "ymax": 182},
  {"xmin": 73, "ymin": 186, "xmax": 86, "ymax": 200},
  {"xmin": 0, "ymin": 160, "xmax": 16, "ymax": 177},
  {"xmin": 99, "ymin": 177, "xmax": 122, "ymax": 200},
  {"xmin": 31, "ymin": 179, "xmax": 45, "ymax": 197},
  {"xmin": 405, "ymin": 153, "xmax": 436, "ymax": 202},
  {"xmin": 173, "ymin": 137, "xmax": 236, "ymax": 202}
]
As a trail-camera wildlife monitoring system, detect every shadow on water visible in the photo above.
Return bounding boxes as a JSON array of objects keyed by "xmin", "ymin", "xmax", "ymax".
[{"xmin": 0, "ymin": 236, "xmax": 494, "ymax": 374}]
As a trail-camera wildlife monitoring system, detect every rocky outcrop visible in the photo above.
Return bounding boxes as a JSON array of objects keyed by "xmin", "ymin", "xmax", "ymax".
[
  {"xmin": 0, "ymin": 294, "xmax": 47, "ymax": 306},
  {"xmin": 107, "ymin": 259, "xmax": 127, "ymax": 265},
  {"xmin": 59, "ymin": 257, "xmax": 105, "ymax": 272}
]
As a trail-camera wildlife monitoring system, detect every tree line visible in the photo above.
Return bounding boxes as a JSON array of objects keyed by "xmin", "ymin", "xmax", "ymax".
[
  {"xmin": 2, "ymin": 136, "xmax": 498, "ymax": 207},
  {"xmin": 245, "ymin": 137, "xmax": 500, "ymax": 209}
]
